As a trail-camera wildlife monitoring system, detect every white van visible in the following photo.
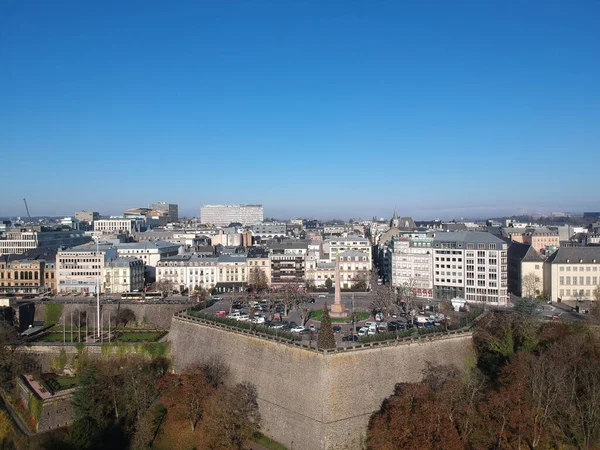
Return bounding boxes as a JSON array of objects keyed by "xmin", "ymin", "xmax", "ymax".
[{"xmin": 227, "ymin": 311, "xmax": 241, "ymax": 319}]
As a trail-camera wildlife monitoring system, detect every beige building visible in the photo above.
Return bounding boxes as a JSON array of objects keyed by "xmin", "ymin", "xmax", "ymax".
[
  {"xmin": 507, "ymin": 242, "xmax": 545, "ymax": 298},
  {"xmin": 523, "ymin": 227, "xmax": 559, "ymax": 254},
  {"xmin": 544, "ymin": 247, "xmax": 600, "ymax": 302},
  {"xmin": 56, "ymin": 245, "xmax": 117, "ymax": 294},
  {"xmin": 247, "ymin": 252, "xmax": 271, "ymax": 287},
  {"xmin": 103, "ymin": 258, "xmax": 145, "ymax": 294},
  {"xmin": 0, "ymin": 229, "xmax": 90, "ymax": 255},
  {"xmin": 0, "ymin": 256, "xmax": 55, "ymax": 295},
  {"xmin": 156, "ymin": 256, "xmax": 218, "ymax": 292},
  {"xmin": 94, "ymin": 219, "xmax": 143, "ymax": 235},
  {"xmin": 306, "ymin": 251, "xmax": 370, "ymax": 289}
]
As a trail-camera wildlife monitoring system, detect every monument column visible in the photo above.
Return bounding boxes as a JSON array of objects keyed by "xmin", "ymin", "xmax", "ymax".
[{"xmin": 330, "ymin": 253, "xmax": 347, "ymax": 317}]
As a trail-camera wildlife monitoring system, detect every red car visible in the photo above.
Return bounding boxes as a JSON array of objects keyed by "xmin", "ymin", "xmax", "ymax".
[{"xmin": 215, "ymin": 310, "xmax": 228, "ymax": 317}]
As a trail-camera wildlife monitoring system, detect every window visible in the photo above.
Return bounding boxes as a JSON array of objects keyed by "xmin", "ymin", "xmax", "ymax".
[{"xmin": 535, "ymin": 265, "xmax": 540, "ymax": 270}]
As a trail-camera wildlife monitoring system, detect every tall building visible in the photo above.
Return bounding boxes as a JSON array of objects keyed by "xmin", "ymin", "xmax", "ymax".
[
  {"xmin": 0, "ymin": 229, "xmax": 91, "ymax": 255},
  {"xmin": 94, "ymin": 218, "xmax": 144, "ymax": 235},
  {"xmin": 200, "ymin": 204, "xmax": 264, "ymax": 227},
  {"xmin": 149, "ymin": 202, "xmax": 179, "ymax": 223},
  {"xmin": 433, "ymin": 232, "xmax": 508, "ymax": 305},
  {"xmin": 75, "ymin": 211, "xmax": 100, "ymax": 223},
  {"xmin": 56, "ymin": 244, "xmax": 118, "ymax": 294},
  {"xmin": 386, "ymin": 233, "xmax": 434, "ymax": 299}
]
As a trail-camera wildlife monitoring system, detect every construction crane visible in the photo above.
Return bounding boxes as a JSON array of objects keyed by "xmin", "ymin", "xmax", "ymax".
[{"xmin": 23, "ymin": 198, "xmax": 32, "ymax": 222}]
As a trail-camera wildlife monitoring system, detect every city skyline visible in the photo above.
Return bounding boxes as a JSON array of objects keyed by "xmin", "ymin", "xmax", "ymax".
[{"xmin": 2, "ymin": 1, "xmax": 599, "ymax": 218}]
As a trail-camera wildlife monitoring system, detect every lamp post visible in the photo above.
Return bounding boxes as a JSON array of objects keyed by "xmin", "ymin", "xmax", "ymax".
[{"xmin": 95, "ymin": 236, "xmax": 101, "ymax": 338}]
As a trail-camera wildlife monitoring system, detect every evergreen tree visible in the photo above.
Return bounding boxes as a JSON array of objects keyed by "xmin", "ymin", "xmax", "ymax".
[{"xmin": 317, "ymin": 304, "xmax": 336, "ymax": 350}]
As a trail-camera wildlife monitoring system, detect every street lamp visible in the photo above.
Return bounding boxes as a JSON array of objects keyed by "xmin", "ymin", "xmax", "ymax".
[{"xmin": 94, "ymin": 236, "xmax": 101, "ymax": 338}]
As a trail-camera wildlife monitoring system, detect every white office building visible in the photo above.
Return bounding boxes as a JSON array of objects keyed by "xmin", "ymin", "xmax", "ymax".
[
  {"xmin": 386, "ymin": 233, "xmax": 434, "ymax": 299},
  {"xmin": 433, "ymin": 232, "xmax": 508, "ymax": 306},
  {"xmin": 0, "ymin": 229, "xmax": 91, "ymax": 255},
  {"xmin": 56, "ymin": 244, "xmax": 118, "ymax": 294},
  {"xmin": 200, "ymin": 204, "xmax": 264, "ymax": 226},
  {"xmin": 94, "ymin": 219, "xmax": 144, "ymax": 235}
]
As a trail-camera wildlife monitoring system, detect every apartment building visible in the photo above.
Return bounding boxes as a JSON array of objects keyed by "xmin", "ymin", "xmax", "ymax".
[
  {"xmin": 306, "ymin": 251, "xmax": 370, "ymax": 289},
  {"xmin": 0, "ymin": 229, "xmax": 91, "ymax": 255},
  {"xmin": 247, "ymin": 248, "xmax": 271, "ymax": 287},
  {"xmin": 200, "ymin": 204, "xmax": 264, "ymax": 227},
  {"xmin": 116, "ymin": 241, "xmax": 180, "ymax": 282},
  {"xmin": 544, "ymin": 247, "xmax": 600, "ymax": 302},
  {"xmin": 156, "ymin": 256, "xmax": 219, "ymax": 292},
  {"xmin": 56, "ymin": 245, "xmax": 117, "ymax": 294},
  {"xmin": 251, "ymin": 223, "xmax": 286, "ymax": 242},
  {"xmin": 386, "ymin": 233, "xmax": 434, "ymax": 299},
  {"xmin": 269, "ymin": 241, "xmax": 308, "ymax": 288},
  {"xmin": 216, "ymin": 255, "xmax": 248, "ymax": 290},
  {"xmin": 103, "ymin": 258, "xmax": 145, "ymax": 294},
  {"xmin": 507, "ymin": 242, "xmax": 545, "ymax": 297},
  {"xmin": 325, "ymin": 237, "xmax": 372, "ymax": 270},
  {"xmin": 433, "ymin": 232, "xmax": 508, "ymax": 305},
  {"xmin": 523, "ymin": 227, "xmax": 560, "ymax": 254}
]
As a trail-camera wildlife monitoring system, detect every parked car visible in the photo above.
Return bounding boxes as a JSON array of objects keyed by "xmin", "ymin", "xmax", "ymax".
[
  {"xmin": 318, "ymin": 294, "xmax": 326, "ymax": 298},
  {"xmin": 215, "ymin": 310, "xmax": 227, "ymax": 317},
  {"xmin": 375, "ymin": 312, "xmax": 383, "ymax": 322},
  {"xmin": 269, "ymin": 323, "xmax": 285, "ymax": 329},
  {"xmin": 227, "ymin": 311, "xmax": 241, "ymax": 319},
  {"xmin": 342, "ymin": 335, "xmax": 359, "ymax": 342},
  {"xmin": 251, "ymin": 316, "xmax": 265, "ymax": 324},
  {"xmin": 376, "ymin": 322, "xmax": 388, "ymax": 332},
  {"xmin": 367, "ymin": 328, "xmax": 377, "ymax": 336},
  {"xmin": 332, "ymin": 325, "xmax": 342, "ymax": 333},
  {"xmin": 308, "ymin": 324, "xmax": 318, "ymax": 332},
  {"xmin": 357, "ymin": 327, "xmax": 369, "ymax": 336},
  {"xmin": 290, "ymin": 325, "xmax": 306, "ymax": 333}
]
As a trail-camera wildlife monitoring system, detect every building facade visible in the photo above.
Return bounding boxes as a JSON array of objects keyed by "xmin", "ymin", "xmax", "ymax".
[
  {"xmin": 433, "ymin": 232, "xmax": 508, "ymax": 305},
  {"xmin": 75, "ymin": 211, "xmax": 100, "ymax": 223},
  {"xmin": 156, "ymin": 256, "xmax": 219, "ymax": 292},
  {"xmin": 103, "ymin": 258, "xmax": 145, "ymax": 294},
  {"xmin": 200, "ymin": 204, "xmax": 264, "ymax": 226},
  {"xmin": 269, "ymin": 241, "xmax": 308, "ymax": 288},
  {"xmin": 116, "ymin": 241, "xmax": 180, "ymax": 282},
  {"xmin": 507, "ymin": 242, "xmax": 545, "ymax": 298},
  {"xmin": 149, "ymin": 202, "xmax": 179, "ymax": 223},
  {"xmin": 544, "ymin": 247, "xmax": 600, "ymax": 302},
  {"xmin": 386, "ymin": 234, "xmax": 434, "ymax": 299},
  {"xmin": 325, "ymin": 237, "xmax": 372, "ymax": 271},
  {"xmin": 94, "ymin": 219, "xmax": 144, "ymax": 235},
  {"xmin": 56, "ymin": 246, "xmax": 117, "ymax": 294},
  {"xmin": 523, "ymin": 227, "xmax": 560, "ymax": 254},
  {"xmin": 0, "ymin": 230, "xmax": 90, "ymax": 255},
  {"xmin": 0, "ymin": 256, "xmax": 56, "ymax": 295}
]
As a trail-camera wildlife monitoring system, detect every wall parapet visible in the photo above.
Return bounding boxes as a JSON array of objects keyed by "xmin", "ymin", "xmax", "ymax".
[{"xmin": 173, "ymin": 312, "xmax": 474, "ymax": 355}]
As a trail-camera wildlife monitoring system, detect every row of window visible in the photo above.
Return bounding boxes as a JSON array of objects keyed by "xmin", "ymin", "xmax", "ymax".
[
  {"xmin": 559, "ymin": 266, "xmax": 599, "ymax": 272},
  {"xmin": 559, "ymin": 276, "xmax": 598, "ymax": 286}
]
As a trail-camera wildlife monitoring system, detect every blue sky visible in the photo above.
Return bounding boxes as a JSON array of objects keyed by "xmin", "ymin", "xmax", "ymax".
[{"xmin": 1, "ymin": 1, "xmax": 599, "ymax": 220}]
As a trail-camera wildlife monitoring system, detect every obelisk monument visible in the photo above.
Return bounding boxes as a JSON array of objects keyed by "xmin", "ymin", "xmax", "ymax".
[{"xmin": 330, "ymin": 253, "xmax": 347, "ymax": 317}]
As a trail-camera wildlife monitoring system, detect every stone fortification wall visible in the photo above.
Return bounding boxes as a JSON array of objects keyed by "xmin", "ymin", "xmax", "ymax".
[
  {"xmin": 169, "ymin": 315, "xmax": 475, "ymax": 450},
  {"xmin": 34, "ymin": 302, "xmax": 186, "ymax": 329}
]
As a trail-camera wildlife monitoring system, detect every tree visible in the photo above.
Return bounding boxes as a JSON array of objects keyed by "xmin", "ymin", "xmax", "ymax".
[
  {"xmin": 116, "ymin": 308, "xmax": 136, "ymax": 328},
  {"xmin": 202, "ymin": 382, "xmax": 261, "ymax": 450},
  {"xmin": 592, "ymin": 285, "xmax": 600, "ymax": 321},
  {"xmin": 151, "ymin": 280, "xmax": 174, "ymax": 298},
  {"xmin": 325, "ymin": 277, "xmax": 333, "ymax": 289},
  {"xmin": 279, "ymin": 284, "xmax": 298, "ymax": 317},
  {"xmin": 0, "ymin": 320, "xmax": 27, "ymax": 383},
  {"xmin": 396, "ymin": 278, "xmax": 418, "ymax": 317},
  {"xmin": 513, "ymin": 297, "xmax": 540, "ymax": 317},
  {"xmin": 160, "ymin": 365, "xmax": 214, "ymax": 432},
  {"xmin": 193, "ymin": 285, "xmax": 207, "ymax": 303},
  {"xmin": 248, "ymin": 269, "xmax": 268, "ymax": 292},
  {"xmin": 351, "ymin": 272, "xmax": 368, "ymax": 291},
  {"xmin": 317, "ymin": 305, "xmax": 336, "ymax": 350},
  {"xmin": 371, "ymin": 283, "xmax": 396, "ymax": 318},
  {"xmin": 522, "ymin": 273, "xmax": 541, "ymax": 299},
  {"xmin": 295, "ymin": 294, "xmax": 313, "ymax": 326}
]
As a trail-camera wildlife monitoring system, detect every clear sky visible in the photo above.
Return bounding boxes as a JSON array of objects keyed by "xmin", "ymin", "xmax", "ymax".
[{"xmin": 1, "ymin": 1, "xmax": 599, "ymax": 220}]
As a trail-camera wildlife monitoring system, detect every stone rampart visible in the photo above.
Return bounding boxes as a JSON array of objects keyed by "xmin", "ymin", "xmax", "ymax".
[
  {"xmin": 34, "ymin": 302, "xmax": 186, "ymax": 329},
  {"xmin": 169, "ymin": 314, "xmax": 475, "ymax": 450}
]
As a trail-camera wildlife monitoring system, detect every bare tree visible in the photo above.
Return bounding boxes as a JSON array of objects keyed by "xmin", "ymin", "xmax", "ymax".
[
  {"xmin": 397, "ymin": 278, "xmax": 418, "ymax": 318},
  {"xmin": 151, "ymin": 280, "xmax": 175, "ymax": 298},
  {"xmin": 295, "ymin": 294, "xmax": 313, "ymax": 326},
  {"xmin": 279, "ymin": 284, "xmax": 298, "ymax": 317},
  {"xmin": 351, "ymin": 272, "xmax": 369, "ymax": 291},
  {"xmin": 592, "ymin": 285, "xmax": 600, "ymax": 321},
  {"xmin": 371, "ymin": 283, "xmax": 396, "ymax": 318},
  {"xmin": 522, "ymin": 273, "xmax": 541, "ymax": 299}
]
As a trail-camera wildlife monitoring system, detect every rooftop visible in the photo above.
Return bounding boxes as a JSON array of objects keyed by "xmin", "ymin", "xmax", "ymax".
[
  {"xmin": 433, "ymin": 231, "xmax": 506, "ymax": 245},
  {"xmin": 546, "ymin": 247, "xmax": 600, "ymax": 264}
]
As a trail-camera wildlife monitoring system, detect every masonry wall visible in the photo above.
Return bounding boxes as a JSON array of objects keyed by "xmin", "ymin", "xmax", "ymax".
[
  {"xmin": 34, "ymin": 302, "xmax": 186, "ymax": 329},
  {"xmin": 169, "ymin": 316, "xmax": 475, "ymax": 450}
]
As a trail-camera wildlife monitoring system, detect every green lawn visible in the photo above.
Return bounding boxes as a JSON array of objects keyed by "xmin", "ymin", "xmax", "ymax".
[
  {"xmin": 115, "ymin": 332, "xmax": 165, "ymax": 342},
  {"xmin": 253, "ymin": 432, "xmax": 288, "ymax": 450},
  {"xmin": 309, "ymin": 309, "xmax": 370, "ymax": 323},
  {"xmin": 38, "ymin": 333, "xmax": 68, "ymax": 342},
  {"xmin": 54, "ymin": 377, "xmax": 77, "ymax": 390}
]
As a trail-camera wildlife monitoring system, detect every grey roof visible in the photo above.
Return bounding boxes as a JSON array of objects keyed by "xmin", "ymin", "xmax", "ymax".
[
  {"xmin": 107, "ymin": 257, "xmax": 143, "ymax": 267},
  {"xmin": 116, "ymin": 241, "xmax": 180, "ymax": 250},
  {"xmin": 269, "ymin": 241, "xmax": 309, "ymax": 250},
  {"xmin": 337, "ymin": 250, "xmax": 369, "ymax": 258},
  {"xmin": 316, "ymin": 262, "xmax": 335, "ymax": 269},
  {"xmin": 217, "ymin": 255, "xmax": 247, "ymax": 263},
  {"xmin": 526, "ymin": 226, "xmax": 558, "ymax": 236},
  {"xmin": 433, "ymin": 231, "xmax": 506, "ymax": 244},
  {"xmin": 509, "ymin": 242, "xmax": 546, "ymax": 263},
  {"xmin": 546, "ymin": 247, "xmax": 600, "ymax": 264}
]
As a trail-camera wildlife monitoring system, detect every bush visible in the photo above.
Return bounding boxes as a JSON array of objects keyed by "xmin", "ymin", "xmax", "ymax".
[{"xmin": 44, "ymin": 303, "xmax": 63, "ymax": 326}]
